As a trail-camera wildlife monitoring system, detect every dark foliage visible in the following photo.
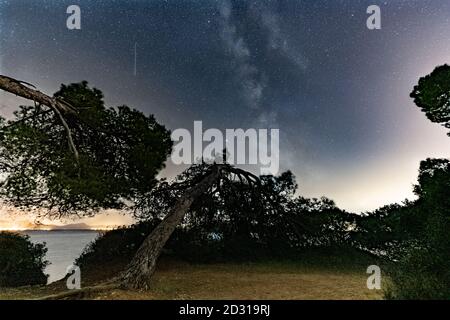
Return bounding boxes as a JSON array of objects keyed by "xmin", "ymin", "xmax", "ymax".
[
  {"xmin": 0, "ymin": 232, "xmax": 48, "ymax": 287},
  {"xmin": 136, "ymin": 165, "xmax": 358, "ymax": 260},
  {"xmin": 385, "ymin": 159, "xmax": 450, "ymax": 299},
  {"xmin": 411, "ymin": 64, "xmax": 450, "ymax": 136},
  {"xmin": 76, "ymin": 166, "xmax": 361, "ymax": 268},
  {"xmin": 75, "ymin": 221, "xmax": 161, "ymax": 271},
  {"xmin": 0, "ymin": 82, "xmax": 172, "ymax": 218}
]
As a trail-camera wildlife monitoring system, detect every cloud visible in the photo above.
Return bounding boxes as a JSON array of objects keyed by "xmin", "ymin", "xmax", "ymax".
[{"xmin": 218, "ymin": 0, "xmax": 266, "ymax": 109}]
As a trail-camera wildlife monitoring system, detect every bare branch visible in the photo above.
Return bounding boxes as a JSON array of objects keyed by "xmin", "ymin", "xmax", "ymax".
[
  {"xmin": 0, "ymin": 75, "xmax": 80, "ymax": 162},
  {"xmin": 50, "ymin": 100, "xmax": 79, "ymax": 162},
  {"xmin": 0, "ymin": 75, "xmax": 77, "ymax": 115}
]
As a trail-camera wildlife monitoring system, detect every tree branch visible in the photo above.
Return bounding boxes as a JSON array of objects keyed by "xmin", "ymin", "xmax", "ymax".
[{"xmin": 0, "ymin": 75, "xmax": 79, "ymax": 162}]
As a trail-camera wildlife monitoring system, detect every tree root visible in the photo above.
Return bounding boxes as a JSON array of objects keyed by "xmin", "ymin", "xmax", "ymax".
[{"xmin": 37, "ymin": 282, "xmax": 120, "ymax": 300}]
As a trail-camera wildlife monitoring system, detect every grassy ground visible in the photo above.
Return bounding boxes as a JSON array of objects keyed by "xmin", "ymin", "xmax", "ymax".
[
  {"xmin": 0, "ymin": 258, "xmax": 385, "ymax": 300},
  {"xmin": 95, "ymin": 262, "xmax": 384, "ymax": 300}
]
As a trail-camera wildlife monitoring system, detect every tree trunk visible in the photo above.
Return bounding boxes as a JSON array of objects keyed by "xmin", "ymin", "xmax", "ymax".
[
  {"xmin": 119, "ymin": 165, "xmax": 222, "ymax": 290},
  {"xmin": 0, "ymin": 75, "xmax": 76, "ymax": 115},
  {"xmin": 0, "ymin": 75, "xmax": 80, "ymax": 160}
]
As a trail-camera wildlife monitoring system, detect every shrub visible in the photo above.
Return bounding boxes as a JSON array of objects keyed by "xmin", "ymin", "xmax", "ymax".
[
  {"xmin": 385, "ymin": 212, "xmax": 450, "ymax": 300},
  {"xmin": 76, "ymin": 219, "xmax": 381, "ymax": 272},
  {"xmin": 385, "ymin": 246, "xmax": 450, "ymax": 300},
  {"xmin": 0, "ymin": 232, "xmax": 48, "ymax": 287},
  {"xmin": 75, "ymin": 221, "xmax": 160, "ymax": 271},
  {"xmin": 385, "ymin": 159, "xmax": 450, "ymax": 300}
]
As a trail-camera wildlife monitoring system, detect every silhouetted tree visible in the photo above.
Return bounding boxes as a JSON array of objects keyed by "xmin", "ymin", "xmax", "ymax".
[
  {"xmin": 352, "ymin": 202, "xmax": 421, "ymax": 259},
  {"xmin": 410, "ymin": 64, "xmax": 450, "ymax": 136},
  {"xmin": 120, "ymin": 163, "xmax": 262, "ymax": 289},
  {"xmin": 135, "ymin": 165, "xmax": 355, "ymax": 262},
  {"xmin": 0, "ymin": 77, "xmax": 176, "ymax": 291},
  {"xmin": 0, "ymin": 232, "xmax": 49, "ymax": 287},
  {"xmin": 0, "ymin": 75, "xmax": 387, "ymax": 293},
  {"xmin": 386, "ymin": 159, "xmax": 450, "ymax": 299},
  {"xmin": 0, "ymin": 81, "xmax": 172, "ymax": 218},
  {"xmin": 385, "ymin": 65, "xmax": 450, "ymax": 299}
]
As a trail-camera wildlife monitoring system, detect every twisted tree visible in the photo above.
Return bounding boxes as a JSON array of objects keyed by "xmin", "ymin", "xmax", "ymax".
[
  {"xmin": 120, "ymin": 163, "xmax": 260, "ymax": 289},
  {"xmin": 0, "ymin": 75, "xmax": 261, "ymax": 291},
  {"xmin": 0, "ymin": 76, "xmax": 172, "ymax": 217}
]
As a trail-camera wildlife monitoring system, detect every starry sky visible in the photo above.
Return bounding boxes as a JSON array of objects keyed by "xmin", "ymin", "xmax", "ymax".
[{"xmin": 1, "ymin": 0, "xmax": 450, "ymax": 227}]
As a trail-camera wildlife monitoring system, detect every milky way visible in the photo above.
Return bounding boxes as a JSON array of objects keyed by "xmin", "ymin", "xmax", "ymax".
[{"xmin": 1, "ymin": 0, "xmax": 450, "ymax": 214}]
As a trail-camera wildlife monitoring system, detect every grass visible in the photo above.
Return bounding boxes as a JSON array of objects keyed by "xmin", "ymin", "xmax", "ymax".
[
  {"xmin": 0, "ymin": 254, "xmax": 386, "ymax": 300},
  {"xmin": 95, "ymin": 262, "xmax": 384, "ymax": 300}
]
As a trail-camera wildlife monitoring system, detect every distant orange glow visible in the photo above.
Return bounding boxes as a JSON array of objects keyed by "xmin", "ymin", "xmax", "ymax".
[{"xmin": 0, "ymin": 208, "xmax": 134, "ymax": 231}]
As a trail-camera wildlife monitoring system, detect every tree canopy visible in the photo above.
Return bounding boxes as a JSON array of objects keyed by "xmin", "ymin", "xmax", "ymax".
[
  {"xmin": 383, "ymin": 66, "xmax": 450, "ymax": 299},
  {"xmin": 410, "ymin": 64, "xmax": 450, "ymax": 135},
  {"xmin": 133, "ymin": 163, "xmax": 355, "ymax": 261},
  {"xmin": 0, "ymin": 82, "xmax": 172, "ymax": 218}
]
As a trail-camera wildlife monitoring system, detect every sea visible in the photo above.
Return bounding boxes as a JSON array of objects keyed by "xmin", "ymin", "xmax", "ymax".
[{"xmin": 25, "ymin": 230, "xmax": 100, "ymax": 284}]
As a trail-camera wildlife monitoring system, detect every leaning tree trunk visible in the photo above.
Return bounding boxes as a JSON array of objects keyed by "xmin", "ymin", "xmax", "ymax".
[
  {"xmin": 0, "ymin": 75, "xmax": 80, "ymax": 160},
  {"xmin": 0, "ymin": 75, "xmax": 261, "ymax": 293},
  {"xmin": 0, "ymin": 75, "xmax": 77, "ymax": 115},
  {"xmin": 119, "ymin": 165, "xmax": 222, "ymax": 290}
]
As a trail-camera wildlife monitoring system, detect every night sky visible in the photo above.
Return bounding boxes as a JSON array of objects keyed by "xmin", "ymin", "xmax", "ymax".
[{"xmin": 1, "ymin": 0, "xmax": 450, "ymax": 222}]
